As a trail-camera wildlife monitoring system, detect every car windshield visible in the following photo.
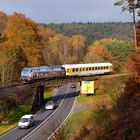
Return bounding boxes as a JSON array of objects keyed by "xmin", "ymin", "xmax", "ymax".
[
  {"xmin": 47, "ymin": 101, "xmax": 53, "ymax": 105},
  {"xmin": 20, "ymin": 118, "xmax": 29, "ymax": 123}
]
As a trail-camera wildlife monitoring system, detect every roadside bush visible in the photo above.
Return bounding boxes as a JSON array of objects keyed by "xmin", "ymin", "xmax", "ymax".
[{"xmin": 0, "ymin": 96, "xmax": 16, "ymax": 123}]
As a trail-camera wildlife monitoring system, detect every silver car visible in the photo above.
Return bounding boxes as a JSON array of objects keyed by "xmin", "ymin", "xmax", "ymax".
[{"xmin": 45, "ymin": 100, "xmax": 55, "ymax": 110}]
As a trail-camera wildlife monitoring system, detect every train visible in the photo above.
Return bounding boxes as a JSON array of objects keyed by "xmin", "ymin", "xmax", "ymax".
[{"xmin": 20, "ymin": 62, "xmax": 113, "ymax": 82}]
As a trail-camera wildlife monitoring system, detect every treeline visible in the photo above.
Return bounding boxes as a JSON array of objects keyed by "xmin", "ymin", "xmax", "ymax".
[
  {"xmin": 65, "ymin": 23, "xmax": 140, "ymax": 140},
  {"xmin": 46, "ymin": 22, "xmax": 133, "ymax": 44},
  {"xmin": 0, "ymin": 11, "xmax": 134, "ymax": 86}
]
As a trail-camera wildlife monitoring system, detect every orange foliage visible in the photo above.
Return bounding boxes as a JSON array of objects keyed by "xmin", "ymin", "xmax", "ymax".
[
  {"xmin": 124, "ymin": 46, "xmax": 140, "ymax": 96},
  {"xmin": 105, "ymin": 21, "xmax": 140, "ymax": 140},
  {"xmin": 0, "ymin": 11, "xmax": 7, "ymax": 36},
  {"xmin": 136, "ymin": 22, "xmax": 140, "ymax": 47},
  {"xmin": 68, "ymin": 35, "xmax": 86, "ymax": 62},
  {"xmin": 84, "ymin": 42, "xmax": 113, "ymax": 63},
  {"xmin": 39, "ymin": 27, "xmax": 56, "ymax": 42},
  {"xmin": 99, "ymin": 38, "xmax": 116, "ymax": 43},
  {"xmin": 4, "ymin": 13, "xmax": 43, "ymax": 66},
  {"xmin": 128, "ymin": 49, "xmax": 140, "ymax": 83},
  {"xmin": 0, "ymin": 41, "xmax": 26, "ymax": 85}
]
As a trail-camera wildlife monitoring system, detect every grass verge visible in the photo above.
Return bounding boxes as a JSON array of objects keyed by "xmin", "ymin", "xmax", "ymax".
[
  {"xmin": 60, "ymin": 76, "xmax": 128, "ymax": 139},
  {"xmin": 62, "ymin": 108, "xmax": 93, "ymax": 139},
  {"xmin": 0, "ymin": 89, "xmax": 54, "ymax": 135}
]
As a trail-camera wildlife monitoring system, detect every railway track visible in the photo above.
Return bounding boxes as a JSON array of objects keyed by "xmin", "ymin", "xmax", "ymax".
[{"xmin": 0, "ymin": 73, "xmax": 129, "ymax": 90}]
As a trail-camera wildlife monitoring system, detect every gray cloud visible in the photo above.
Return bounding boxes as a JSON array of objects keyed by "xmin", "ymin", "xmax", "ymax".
[{"xmin": 0, "ymin": 0, "xmax": 132, "ymax": 23}]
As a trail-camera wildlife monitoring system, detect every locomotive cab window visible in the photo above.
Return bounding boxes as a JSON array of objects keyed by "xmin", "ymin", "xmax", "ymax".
[{"xmin": 23, "ymin": 68, "xmax": 30, "ymax": 72}]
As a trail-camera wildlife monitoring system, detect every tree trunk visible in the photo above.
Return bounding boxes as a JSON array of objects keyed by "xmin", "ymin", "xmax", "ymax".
[{"xmin": 132, "ymin": 3, "xmax": 137, "ymax": 50}]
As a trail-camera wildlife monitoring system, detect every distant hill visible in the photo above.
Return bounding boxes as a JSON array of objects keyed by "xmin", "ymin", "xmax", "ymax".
[{"xmin": 43, "ymin": 22, "xmax": 133, "ymax": 44}]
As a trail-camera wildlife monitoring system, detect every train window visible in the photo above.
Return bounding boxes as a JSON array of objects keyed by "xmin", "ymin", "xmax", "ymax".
[
  {"xmin": 95, "ymin": 67, "xmax": 97, "ymax": 70},
  {"xmin": 92, "ymin": 67, "xmax": 94, "ymax": 70},
  {"xmin": 101, "ymin": 67, "xmax": 103, "ymax": 69},
  {"xmin": 72, "ymin": 68, "xmax": 74, "ymax": 72},
  {"xmin": 67, "ymin": 69, "xmax": 69, "ymax": 72},
  {"xmin": 106, "ymin": 66, "xmax": 108, "ymax": 69},
  {"xmin": 76, "ymin": 68, "xmax": 78, "ymax": 72},
  {"xmin": 104, "ymin": 66, "xmax": 106, "ymax": 69},
  {"xmin": 23, "ymin": 68, "xmax": 30, "ymax": 72},
  {"xmin": 98, "ymin": 67, "xmax": 100, "ymax": 70},
  {"xmin": 86, "ymin": 68, "xmax": 88, "ymax": 71},
  {"xmin": 80, "ymin": 68, "xmax": 82, "ymax": 71},
  {"xmin": 89, "ymin": 67, "xmax": 91, "ymax": 71}
]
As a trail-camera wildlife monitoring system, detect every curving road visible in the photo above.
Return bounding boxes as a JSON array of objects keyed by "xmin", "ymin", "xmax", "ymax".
[{"xmin": 0, "ymin": 83, "xmax": 77, "ymax": 140}]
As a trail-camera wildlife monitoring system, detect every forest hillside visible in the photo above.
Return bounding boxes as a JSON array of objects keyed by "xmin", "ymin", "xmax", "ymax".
[{"xmin": 45, "ymin": 22, "xmax": 133, "ymax": 44}]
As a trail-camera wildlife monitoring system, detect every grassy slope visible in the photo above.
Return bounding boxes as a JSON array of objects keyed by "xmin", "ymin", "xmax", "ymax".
[{"xmin": 60, "ymin": 76, "xmax": 128, "ymax": 140}]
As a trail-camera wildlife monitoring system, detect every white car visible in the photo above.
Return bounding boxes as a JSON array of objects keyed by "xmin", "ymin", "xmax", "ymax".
[
  {"xmin": 18, "ymin": 114, "xmax": 34, "ymax": 129},
  {"xmin": 45, "ymin": 100, "xmax": 55, "ymax": 110}
]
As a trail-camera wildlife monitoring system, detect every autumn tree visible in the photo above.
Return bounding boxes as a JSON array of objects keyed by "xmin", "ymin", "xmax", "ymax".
[
  {"xmin": 4, "ymin": 13, "xmax": 43, "ymax": 66},
  {"xmin": 100, "ymin": 38, "xmax": 134, "ymax": 72},
  {"xmin": 136, "ymin": 21, "xmax": 140, "ymax": 47},
  {"xmin": 0, "ymin": 12, "xmax": 44, "ymax": 86},
  {"xmin": 39, "ymin": 26, "xmax": 56, "ymax": 43},
  {"xmin": 102, "ymin": 22, "xmax": 140, "ymax": 140},
  {"xmin": 42, "ymin": 34, "xmax": 63, "ymax": 65},
  {"xmin": 40, "ymin": 27, "xmax": 78, "ymax": 64},
  {"xmin": 0, "ymin": 11, "xmax": 7, "ymax": 42},
  {"xmin": 84, "ymin": 40, "xmax": 113, "ymax": 63},
  {"xmin": 0, "ymin": 41, "xmax": 26, "ymax": 86},
  {"xmin": 68, "ymin": 35, "xmax": 86, "ymax": 62},
  {"xmin": 125, "ymin": 22, "xmax": 140, "ymax": 83}
]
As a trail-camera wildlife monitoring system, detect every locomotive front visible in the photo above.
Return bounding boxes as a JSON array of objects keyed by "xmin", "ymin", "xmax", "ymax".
[{"xmin": 20, "ymin": 68, "xmax": 33, "ymax": 82}]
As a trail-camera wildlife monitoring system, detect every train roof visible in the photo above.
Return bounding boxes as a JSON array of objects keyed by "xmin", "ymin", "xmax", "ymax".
[
  {"xmin": 22, "ymin": 65, "xmax": 63, "ymax": 71},
  {"xmin": 23, "ymin": 66, "xmax": 49, "ymax": 69},
  {"xmin": 25, "ymin": 66, "xmax": 48, "ymax": 69},
  {"xmin": 49, "ymin": 65, "xmax": 63, "ymax": 68},
  {"xmin": 62, "ymin": 63, "xmax": 113, "ymax": 68}
]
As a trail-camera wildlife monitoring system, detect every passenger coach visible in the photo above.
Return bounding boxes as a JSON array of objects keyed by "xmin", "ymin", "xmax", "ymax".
[{"xmin": 62, "ymin": 63, "xmax": 113, "ymax": 76}]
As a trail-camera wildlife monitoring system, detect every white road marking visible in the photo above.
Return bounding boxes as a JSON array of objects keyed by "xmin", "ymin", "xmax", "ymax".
[
  {"xmin": 47, "ymin": 83, "xmax": 77, "ymax": 140},
  {"xmin": 21, "ymin": 84, "xmax": 70, "ymax": 140},
  {"xmin": 0, "ymin": 87, "xmax": 60, "ymax": 139}
]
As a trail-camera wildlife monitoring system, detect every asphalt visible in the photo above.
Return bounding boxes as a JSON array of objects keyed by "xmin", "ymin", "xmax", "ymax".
[{"xmin": 0, "ymin": 83, "xmax": 77, "ymax": 140}]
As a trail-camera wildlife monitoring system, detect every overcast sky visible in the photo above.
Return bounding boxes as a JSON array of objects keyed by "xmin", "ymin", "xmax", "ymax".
[{"xmin": 0, "ymin": 0, "xmax": 132, "ymax": 23}]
